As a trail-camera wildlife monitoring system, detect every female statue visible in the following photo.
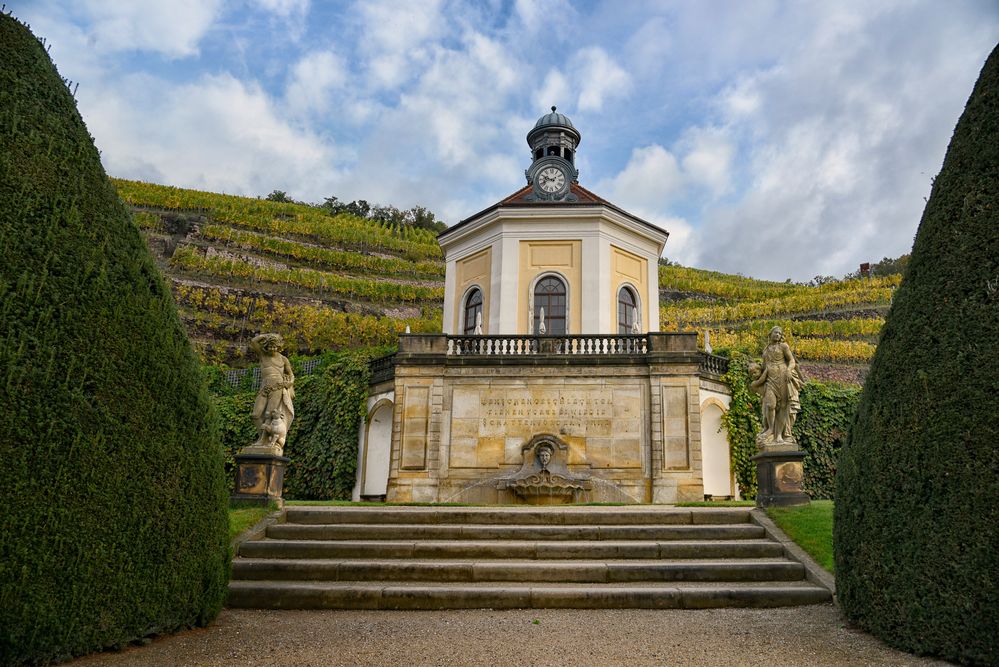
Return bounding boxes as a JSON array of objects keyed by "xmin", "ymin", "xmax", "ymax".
[{"xmin": 749, "ymin": 326, "xmax": 803, "ymax": 447}]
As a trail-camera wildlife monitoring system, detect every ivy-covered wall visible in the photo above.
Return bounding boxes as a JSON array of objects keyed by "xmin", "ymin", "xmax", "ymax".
[
  {"xmin": 722, "ymin": 353, "xmax": 860, "ymax": 499},
  {"xmin": 207, "ymin": 350, "xmax": 373, "ymax": 500}
]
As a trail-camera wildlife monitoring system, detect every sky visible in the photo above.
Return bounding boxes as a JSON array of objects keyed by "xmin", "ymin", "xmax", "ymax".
[{"xmin": 13, "ymin": 0, "xmax": 999, "ymax": 281}]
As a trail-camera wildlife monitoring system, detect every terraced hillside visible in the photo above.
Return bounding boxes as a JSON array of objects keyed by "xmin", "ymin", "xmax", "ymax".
[
  {"xmin": 116, "ymin": 179, "xmax": 445, "ymax": 365},
  {"xmin": 660, "ymin": 266, "xmax": 899, "ymax": 384},
  {"xmin": 117, "ymin": 179, "xmax": 897, "ymax": 382}
]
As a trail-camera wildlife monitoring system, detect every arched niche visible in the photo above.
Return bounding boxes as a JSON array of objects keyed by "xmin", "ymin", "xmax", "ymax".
[
  {"xmin": 700, "ymin": 397, "xmax": 734, "ymax": 497},
  {"xmin": 360, "ymin": 399, "xmax": 394, "ymax": 499}
]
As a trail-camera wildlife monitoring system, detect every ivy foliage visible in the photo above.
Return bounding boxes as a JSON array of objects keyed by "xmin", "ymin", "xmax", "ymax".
[
  {"xmin": 722, "ymin": 353, "xmax": 861, "ymax": 500},
  {"xmin": 795, "ymin": 382, "xmax": 860, "ymax": 499},
  {"xmin": 835, "ymin": 44, "xmax": 999, "ymax": 666},
  {"xmin": 212, "ymin": 351, "xmax": 373, "ymax": 500},
  {"xmin": 0, "ymin": 15, "xmax": 228, "ymax": 665},
  {"xmin": 721, "ymin": 353, "xmax": 761, "ymax": 499}
]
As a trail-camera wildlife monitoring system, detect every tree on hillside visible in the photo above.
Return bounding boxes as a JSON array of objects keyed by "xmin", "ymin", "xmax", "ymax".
[
  {"xmin": 319, "ymin": 194, "xmax": 447, "ymax": 232},
  {"xmin": 0, "ymin": 15, "xmax": 229, "ymax": 665},
  {"xmin": 265, "ymin": 189, "xmax": 293, "ymax": 202},
  {"xmin": 834, "ymin": 44, "xmax": 998, "ymax": 666}
]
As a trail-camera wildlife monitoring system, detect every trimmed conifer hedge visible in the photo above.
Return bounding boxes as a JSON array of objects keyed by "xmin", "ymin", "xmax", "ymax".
[
  {"xmin": 0, "ymin": 15, "xmax": 229, "ymax": 665},
  {"xmin": 834, "ymin": 44, "xmax": 999, "ymax": 665}
]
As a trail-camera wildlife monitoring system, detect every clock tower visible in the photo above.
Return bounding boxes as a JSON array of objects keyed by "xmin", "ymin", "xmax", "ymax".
[
  {"xmin": 525, "ymin": 106, "xmax": 580, "ymax": 201},
  {"xmin": 439, "ymin": 108, "xmax": 668, "ymax": 337}
]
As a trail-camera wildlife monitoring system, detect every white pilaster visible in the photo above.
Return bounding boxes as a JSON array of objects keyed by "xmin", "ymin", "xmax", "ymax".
[
  {"xmin": 596, "ymin": 234, "xmax": 613, "ymax": 333},
  {"xmin": 496, "ymin": 233, "xmax": 521, "ymax": 334},
  {"xmin": 647, "ymin": 255, "xmax": 660, "ymax": 332},
  {"xmin": 442, "ymin": 259, "xmax": 456, "ymax": 334}
]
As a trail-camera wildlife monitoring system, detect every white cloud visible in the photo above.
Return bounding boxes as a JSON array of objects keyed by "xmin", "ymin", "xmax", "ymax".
[
  {"xmin": 252, "ymin": 0, "xmax": 309, "ymax": 18},
  {"xmin": 573, "ymin": 47, "xmax": 632, "ymax": 112},
  {"xmin": 683, "ymin": 2, "xmax": 999, "ymax": 280},
  {"xmin": 285, "ymin": 50, "xmax": 347, "ymax": 115},
  {"xmin": 77, "ymin": 0, "xmax": 223, "ymax": 57},
  {"xmin": 355, "ymin": 0, "xmax": 445, "ymax": 89},
  {"xmin": 533, "ymin": 69, "xmax": 570, "ymax": 113},
  {"xmin": 86, "ymin": 73, "xmax": 339, "ymax": 200},
  {"xmin": 679, "ymin": 128, "xmax": 734, "ymax": 196},
  {"xmin": 599, "ymin": 145, "xmax": 683, "ymax": 212},
  {"xmin": 513, "ymin": 0, "xmax": 576, "ymax": 34}
]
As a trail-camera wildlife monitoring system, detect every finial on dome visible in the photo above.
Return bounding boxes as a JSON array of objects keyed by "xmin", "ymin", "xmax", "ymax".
[{"xmin": 551, "ymin": 105, "xmax": 557, "ymax": 112}]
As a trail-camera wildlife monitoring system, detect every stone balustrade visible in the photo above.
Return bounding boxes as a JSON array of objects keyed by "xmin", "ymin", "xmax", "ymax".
[
  {"xmin": 369, "ymin": 352, "xmax": 397, "ymax": 384},
  {"xmin": 699, "ymin": 352, "xmax": 730, "ymax": 376},
  {"xmin": 447, "ymin": 334, "xmax": 649, "ymax": 356}
]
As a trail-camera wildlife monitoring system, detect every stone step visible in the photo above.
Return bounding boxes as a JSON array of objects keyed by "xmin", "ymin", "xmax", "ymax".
[
  {"xmin": 266, "ymin": 522, "xmax": 766, "ymax": 542},
  {"xmin": 226, "ymin": 580, "xmax": 832, "ymax": 610},
  {"xmin": 285, "ymin": 507, "xmax": 751, "ymax": 526},
  {"xmin": 238, "ymin": 539, "xmax": 786, "ymax": 560},
  {"xmin": 232, "ymin": 557, "xmax": 805, "ymax": 583}
]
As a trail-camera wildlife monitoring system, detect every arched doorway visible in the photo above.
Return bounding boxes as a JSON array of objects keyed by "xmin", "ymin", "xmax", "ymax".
[
  {"xmin": 361, "ymin": 401, "xmax": 393, "ymax": 499},
  {"xmin": 700, "ymin": 400, "xmax": 734, "ymax": 498}
]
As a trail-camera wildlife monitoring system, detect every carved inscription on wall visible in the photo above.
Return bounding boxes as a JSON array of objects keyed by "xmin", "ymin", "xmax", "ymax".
[{"xmin": 449, "ymin": 385, "xmax": 644, "ymax": 470}]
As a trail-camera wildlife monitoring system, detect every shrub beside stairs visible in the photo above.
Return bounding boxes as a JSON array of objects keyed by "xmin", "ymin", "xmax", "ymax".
[{"xmin": 227, "ymin": 506, "xmax": 831, "ymax": 609}]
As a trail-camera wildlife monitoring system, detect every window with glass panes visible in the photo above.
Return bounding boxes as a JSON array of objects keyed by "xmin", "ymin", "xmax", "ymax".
[
  {"xmin": 463, "ymin": 288, "xmax": 483, "ymax": 334},
  {"xmin": 534, "ymin": 276, "xmax": 567, "ymax": 334},
  {"xmin": 618, "ymin": 286, "xmax": 637, "ymax": 333}
]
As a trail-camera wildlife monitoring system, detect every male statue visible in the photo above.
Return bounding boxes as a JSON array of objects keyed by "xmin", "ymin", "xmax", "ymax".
[{"xmin": 248, "ymin": 333, "xmax": 295, "ymax": 455}]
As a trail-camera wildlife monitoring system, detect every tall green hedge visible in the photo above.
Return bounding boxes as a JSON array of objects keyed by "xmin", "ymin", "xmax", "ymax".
[
  {"xmin": 722, "ymin": 353, "xmax": 860, "ymax": 500},
  {"xmin": 0, "ymin": 15, "xmax": 229, "ymax": 665},
  {"xmin": 210, "ymin": 351, "xmax": 372, "ymax": 500},
  {"xmin": 834, "ymin": 44, "xmax": 999, "ymax": 666}
]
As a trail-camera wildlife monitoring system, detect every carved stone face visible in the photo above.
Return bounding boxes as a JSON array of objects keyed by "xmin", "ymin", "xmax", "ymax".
[
  {"xmin": 537, "ymin": 446, "xmax": 552, "ymax": 468},
  {"xmin": 769, "ymin": 327, "xmax": 783, "ymax": 343}
]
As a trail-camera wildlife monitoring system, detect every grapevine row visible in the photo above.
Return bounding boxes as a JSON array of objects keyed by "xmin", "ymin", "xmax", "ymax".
[
  {"xmin": 170, "ymin": 246, "xmax": 444, "ymax": 302},
  {"xmin": 114, "ymin": 179, "xmax": 443, "ymax": 261},
  {"xmin": 199, "ymin": 224, "xmax": 445, "ymax": 279},
  {"xmin": 724, "ymin": 317, "xmax": 885, "ymax": 338},
  {"xmin": 660, "ymin": 265, "xmax": 900, "ymax": 302},
  {"xmin": 705, "ymin": 330, "xmax": 875, "ymax": 363},
  {"xmin": 661, "ymin": 283, "xmax": 894, "ymax": 325},
  {"xmin": 174, "ymin": 284, "xmax": 442, "ymax": 354}
]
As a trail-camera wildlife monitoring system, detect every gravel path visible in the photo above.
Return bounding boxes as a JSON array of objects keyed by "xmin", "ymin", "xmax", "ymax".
[{"xmin": 71, "ymin": 604, "xmax": 946, "ymax": 666}]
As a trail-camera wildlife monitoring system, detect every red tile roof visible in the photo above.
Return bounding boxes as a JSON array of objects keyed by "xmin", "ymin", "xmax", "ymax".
[
  {"xmin": 441, "ymin": 182, "xmax": 667, "ymax": 242},
  {"xmin": 497, "ymin": 182, "xmax": 610, "ymax": 206}
]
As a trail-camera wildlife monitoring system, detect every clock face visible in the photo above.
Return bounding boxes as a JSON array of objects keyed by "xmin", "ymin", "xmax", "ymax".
[{"xmin": 538, "ymin": 166, "xmax": 566, "ymax": 193}]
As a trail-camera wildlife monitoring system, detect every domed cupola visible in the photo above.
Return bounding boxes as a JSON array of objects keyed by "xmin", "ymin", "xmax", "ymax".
[{"xmin": 525, "ymin": 106, "xmax": 580, "ymax": 201}]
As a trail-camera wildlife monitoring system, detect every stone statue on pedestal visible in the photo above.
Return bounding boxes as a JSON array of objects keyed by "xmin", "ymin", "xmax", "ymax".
[
  {"xmin": 748, "ymin": 326, "xmax": 809, "ymax": 507},
  {"xmin": 246, "ymin": 333, "xmax": 295, "ymax": 456},
  {"xmin": 749, "ymin": 326, "xmax": 803, "ymax": 450}
]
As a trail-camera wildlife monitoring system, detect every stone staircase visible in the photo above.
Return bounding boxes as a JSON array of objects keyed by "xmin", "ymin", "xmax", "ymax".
[{"xmin": 227, "ymin": 506, "xmax": 832, "ymax": 610}]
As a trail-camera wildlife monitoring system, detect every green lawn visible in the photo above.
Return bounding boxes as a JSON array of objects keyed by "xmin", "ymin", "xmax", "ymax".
[
  {"xmin": 229, "ymin": 506, "xmax": 275, "ymax": 541},
  {"xmin": 766, "ymin": 500, "xmax": 834, "ymax": 572}
]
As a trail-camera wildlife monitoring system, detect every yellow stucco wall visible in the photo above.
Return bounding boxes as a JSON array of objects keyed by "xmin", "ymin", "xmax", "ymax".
[
  {"xmin": 517, "ymin": 240, "xmax": 582, "ymax": 334},
  {"xmin": 610, "ymin": 245, "xmax": 648, "ymax": 333},
  {"xmin": 453, "ymin": 248, "xmax": 491, "ymax": 334}
]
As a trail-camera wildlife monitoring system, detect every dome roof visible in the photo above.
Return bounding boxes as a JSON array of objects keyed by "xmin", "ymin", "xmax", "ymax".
[
  {"xmin": 527, "ymin": 106, "xmax": 581, "ymax": 146},
  {"xmin": 533, "ymin": 106, "xmax": 576, "ymax": 131}
]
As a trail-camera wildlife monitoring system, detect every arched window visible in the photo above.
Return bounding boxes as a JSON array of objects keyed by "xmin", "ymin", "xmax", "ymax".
[
  {"xmin": 534, "ymin": 276, "xmax": 567, "ymax": 335},
  {"xmin": 618, "ymin": 286, "xmax": 638, "ymax": 334},
  {"xmin": 463, "ymin": 288, "xmax": 483, "ymax": 334}
]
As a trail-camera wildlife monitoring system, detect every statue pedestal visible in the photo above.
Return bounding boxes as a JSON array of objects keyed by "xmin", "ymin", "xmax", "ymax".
[
  {"xmin": 752, "ymin": 449, "xmax": 809, "ymax": 508},
  {"xmin": 232, "ymin": 452, "xmax": 290, "ymax": 506}
]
